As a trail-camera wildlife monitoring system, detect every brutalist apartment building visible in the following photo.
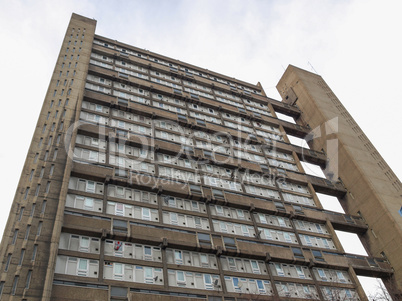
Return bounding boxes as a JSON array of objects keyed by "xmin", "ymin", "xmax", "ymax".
[{"xmin": 0, "ymin": 13, "xmax": 401, "ymax": 301}]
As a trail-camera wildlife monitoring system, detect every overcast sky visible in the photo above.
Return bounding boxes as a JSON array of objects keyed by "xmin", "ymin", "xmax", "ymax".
[{"xmin": 0, "ymin": 0, "xmax": 401, "ymax": 296}]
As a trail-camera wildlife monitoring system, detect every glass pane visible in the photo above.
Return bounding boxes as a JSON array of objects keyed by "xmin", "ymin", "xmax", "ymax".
[
  {"xmin": 233, "ymin": 277, "xmax": 239, "ymax": 287},
  {"xmin": 114, "ymin": 263, "xmax": 123, "ymax": 274},
  {"xmin": 177, "ymin": 271, "xmax": 185, "ymax": 282},
  {"xmin": 204, "ymin": 274, "xmax": 212, "ymax": 284},
  {"xmin": 78, "ymin": 259, "xmax": 88, "ymax": 270},
  {"xmin": 175, "ymin": 251, "xmax": 182, "ymax": 260},
  {"xmin": 80, "ymin": 237, "xmax": 90, "ymax": 248},
  {"xmin": 201, "ymin": 254, "xmax": 208, "ymax": 263},
  {"xmin": 84, "ymin": 198, "xmax": 94, "ymax": 209},
  {"xmin": 251, "ymin": 261, "xmax": 258, "ymax": 269},
  {"xmin": 144, "ymin": 246, "xmax": 152, "ymax": 256},
  {"xmin": 86, "ymin": 181, "xmax": 95, "ymax": 192},
  {"xmin": 145, "ymin": 267, "xmax": 153, "ymax": 278}
]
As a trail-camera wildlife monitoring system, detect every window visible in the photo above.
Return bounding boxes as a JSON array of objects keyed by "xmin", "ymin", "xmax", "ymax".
[
  {"xmin": 236, "ymin": 209, "xmax": 245, "ymax": 219},
  {"xmin": 345, "ymin": 289, "xmax": 353, "ymax": 298},
  {"xmin": 251, "ymin": 260, "xmax": 260, "ymax": 273},
  {"xmin": 45, "ymin": 181, "xmax": 51, "ymax": 193},
  {"xmin": 144, "ymin": 246, "xmax": 152, "ymax": 260},
  {"xmin": 11, "ymin": 276, "xmax": 19, "ymax": 295},
  {"xmin": 86, "ymin": 181, "xmax": 95, "ymax": 193},
  {"xmin": 200, "ymin": 254, "xmax": 209, "ymax": 267},
  {"xmin": 39, "ymin": 167, "xmax": 45, "ymax": 178},
  {"xmin": 50, "ymin": 164, "xmax": 55, "ymax": 176},
  {"xmin": 232, "ymin": 277, "xmax": 240, "ymax": 291},
  {"xmin": 35, "ymin": 184, "xmax": 40, "ymax": 196},
  {"xmin": 25, "ymin": 270, "xmax": 32, "ymax": 289},
  {"xmin": 24, "ymin": 187, "xmax": 30, "ymax": 200},
  {"xmin": 336, "ymin": 271, "xmax": 346, "ymax": 282},
  {"xmin": 80, "ymin": 237, "xmax": 90, "ymax": 252},
  {"xmin": 220, "ymin": 221, "xmax": 228, "ymax": 232},
  {"xmin": 184, "ymin": 159, "xmax": 191, "ymax": 168},
  {"xmin": 53, "ymin": 148, "xmax": 59, "ymax": 161},
  {"xmin": 114, "ymin": 263, "xmax": 123, "ymax": 280},
  {"xmin": 144, "ymin": 267, "xmax": 153, "ymax": 283},
  {"xmin": 292, "ymin": 247, "xmax": 304, "ymax": 259},
  {"xmin": 177, "ymin": 271, "xmax": 185, "ymax": 284},
  {"xmin": 77, "ymin": 258, "xmax": 88, "ymax": 276},
  {"xmin": 322, "ymin": 238, "xmax": 330, "ymax": 249},
  {"xmin": 296, "ymin": 266, "xmax": 305, "ymax": 279},
  {"xmin": 18, "ymin": 249, "xmax": 25, "ymax": 265},
  {"xmin": 277, "ymin": 217, "xmax": 286, "ymax": 227},
  {"xmin": 18, "ymin": 207, "xmax": 24, "ymax": 221},
  {"xmin": 274, "ymin": 263, "xmax": 284, "ymax": 276},
  {"xmin": 30, "ymin": 204, "xmax": 36, "ymax": 217},
  {"xmin": 197, "ymin": 233, "xmax": 212, "ymax": 246},
  {"xmin": 25, "ymin": 225, "xmax": 30, "ymax": 240},
  {"xmin": 170, "ymin": 212, "xmax": 178, "ymax": 225},
  {"xmin": 223, "ymin": 237, "xmax": 236, "ymax": 250},
  {"xmin": 84, "ymin": 198, "xmax": 94, "ymax": 210},
  {"xmin": 12, "ymin": 229, "xmax": 18, "ymax": 244},
  {"xmin": 142, "ymin": 208, "xmax": 151, "ymax": 221},
  {"xmin": 215, "ymin": 206, "xmax": 224, "ymax": 216},
  {"xmin": 174, "ymin": 250, "xmax": 183, "ymax": 264},
  {"xmin": 225, "ymin": 258, "xmax": 236, "ymax": 272},
  {"xmin": 263, "ymin": 229, "xmax": 272, "ymax": 240},
  {"xmin": 258, "ymin": 213, "xmax": 267, "ymax": 224},
  {"xmin": 317, "ymin": 269, "xmax": 327, "ymax": 280},
  {"xmin": 241, "ymin": 225, "xmax": 250, "ymax": 236},
  {"xmin": 191, "ymin": 201, "xmax": 199, "ymax": 211},
  {"xmin": 5, "ymin": 254, "xmax": 11, "ymax": 271},
  {"xmin": 256, "ymin": 280, "xmax": 266, "ymax": 293},
  {"xmin": 312, "ymin": 250, "xmax": 324, "ymax": 262},
  {"xmin": 204, "ymin": 274, "xmax": 213, "ymax": 289},
  {"xmin": 37, "ymin": 221, "xmax": 43, "ymax": 236}
]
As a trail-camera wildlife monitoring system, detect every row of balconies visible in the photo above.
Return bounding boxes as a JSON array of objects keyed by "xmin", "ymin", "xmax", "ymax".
[
  {"xmin": 69, "ymin": 160, "xmax": 362, "ymax": 240},
  {"xmin": 73, "ymin": 117, "xmax": 342, "ymax": 206},
  {"xmin": 85, "ymin": 63, "xmax": 306, "ymax": 139},
  {"xmin": 61, "ymin": 212, "xmax": 392, "ymax": 279},
  {"xmin": 82, "ymin": 88, "xmax": 327, "ymax": 168}
]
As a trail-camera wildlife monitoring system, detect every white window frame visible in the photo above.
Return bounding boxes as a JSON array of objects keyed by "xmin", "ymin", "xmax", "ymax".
[
  {"xmin": 77, "ymin": 258, "xmax": 88, "ymax": 276},
  {"xmin": 174, "ymin": 250, "xmax": 183, "ymax": 264},
  {"xmin": 79, "ymin": 236, "xmax": 90, "ymax": 252},
  {"xmin": 86, "ymin": 181, "xmax": 95, "ymax": 193},
  {"xmin": 251, "ymin": 260, "xmax": 260, "ymax": 274},
  {"xmin": 113, "ymin": 262, "xmax": 124, "ymax": 280},
  {"xmin": 142, "ymin": 207, "xmax": 151, "ymax": 221},
  {"xmin": 144, "ymin": 246, "xmax": 153, "ymax": 260},
  {"xmin": 176, "ymin": 270, "xmax": 186, "ymax": 284}
]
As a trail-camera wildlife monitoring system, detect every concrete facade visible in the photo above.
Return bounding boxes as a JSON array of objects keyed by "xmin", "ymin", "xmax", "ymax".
[
  {"xmin": 0, "ymin": 14, "xmax": 399, "ymax": 301},
  {"xmin": 277, "ymin": 65, "xmax": 402, "ymax": 297}
]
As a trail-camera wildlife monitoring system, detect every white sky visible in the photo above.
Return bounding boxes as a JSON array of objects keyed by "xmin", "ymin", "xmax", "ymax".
[{"xmin": 0, "ymin": 0, "xmax": 401, "ymax": 297}]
